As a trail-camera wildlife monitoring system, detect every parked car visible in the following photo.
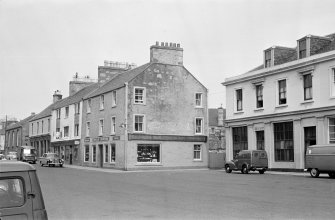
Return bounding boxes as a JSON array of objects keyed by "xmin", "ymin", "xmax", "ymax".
[
  {"xmin": 225, "ymin": 150, "xmax": 268, "ymax": 174},
  {"xmin": 17, "ymin": 146, "xmax": 37, "ymax": 164},
  {"xmin": 0, "ymin": 154, "xmax": 6, "ymax": 160},
  {"xmin": 0, "ymin": 161, "xmax": 48, "ymax": 219},
  {"xmin": 39, "ymin": 153, "xmax": 64, "ymax": 167},
  {"xmin": 6, "ymin": 151, "xmax": 17, "ymax": 160},
  {"xmin": 305, "ymin": 144, "xmax": 335, "ymax": 178}
]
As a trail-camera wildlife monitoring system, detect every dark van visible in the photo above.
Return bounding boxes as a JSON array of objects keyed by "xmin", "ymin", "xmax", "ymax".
[
  {"xmin": 225, "ymin": 150, "xmax": 268, "ymax": 174},
  {"xmin": 17, "ymin": 146, "xmax": 37, "ymax": 164},
  {"xmin": 0, "ymin": 161, "xmax": 48, "ymax": 219},
  {"xmin": 305, "ymin": 144, "xmax": 335, "ymax": 178}
]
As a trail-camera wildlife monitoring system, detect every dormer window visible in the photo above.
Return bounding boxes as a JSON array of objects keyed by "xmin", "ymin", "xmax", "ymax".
[
  {"xmin": 264, "ymin": 50, "xmax": 272, "ymax": 68},
  {"xmin": 299, "ymin": 39, "xmax": 307, "ymax": 59}
]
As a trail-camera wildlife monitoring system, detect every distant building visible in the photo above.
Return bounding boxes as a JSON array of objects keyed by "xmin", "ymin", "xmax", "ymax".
[
  {"xmin": 5, "ymin": 113, "xmax": 36, "ymax": 153},
  {"xmin": 80, "ymin": 42, "xmax": 208, "ymax": 170},
  {"xmin": 223, "ymin": 32, "xmax": 335, "ymax": 171},
  {"xmin": 208, "ymin": 107, "xmax": 226, "ymax": 151},
  {"xmin": 0, "ymin": 118, "xmax": 18, "ymax": 153}
]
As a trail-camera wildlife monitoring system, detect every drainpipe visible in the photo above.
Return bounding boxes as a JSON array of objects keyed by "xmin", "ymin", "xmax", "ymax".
[{"xmin": 124, "ymin": 82, "xmax": 129, "ymax": 171}]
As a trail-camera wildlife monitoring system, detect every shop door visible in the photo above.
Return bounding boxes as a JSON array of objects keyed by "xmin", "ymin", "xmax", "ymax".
[
  {"xmin": 304, "ymin": 127, "xmax": 316, "ymax": 161},
  {"xmin": 99, "ymin": 144, "xmax": 103, "ymax": 168}
]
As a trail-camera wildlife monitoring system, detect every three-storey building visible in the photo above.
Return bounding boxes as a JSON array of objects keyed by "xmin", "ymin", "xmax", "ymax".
[{"xmin": 223, "ymin": 33, "xmax": 335, "ymax": 170}]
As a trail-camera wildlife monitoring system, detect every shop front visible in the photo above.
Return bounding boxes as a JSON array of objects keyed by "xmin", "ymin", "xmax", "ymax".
[{"xmin": 51, "ymin": 139, "xmax": 80, "ymax": 165}]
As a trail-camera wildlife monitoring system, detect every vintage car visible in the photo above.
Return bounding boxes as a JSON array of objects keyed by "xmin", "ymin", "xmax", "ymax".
[
  {"xmin": 39, "ymin": 153, "xmax": 64, "ymax": 167},
  {"xmin": 0, "ymin": 154, "xmax": 6, "ymax": 160},
  {"xmin": 225, "ymin": 150, "xmax": 268, "ymax": 174},
  {"xmin": 0, "ymin": 161, "xmax": 48, "ymax": 219},
  {"xmin": 6, "ymin": 151, "xmax": 17, "ymax": 160},
  {"xmin": 305, "ymin": 144, "xmax": 335, "ymax": 178}
]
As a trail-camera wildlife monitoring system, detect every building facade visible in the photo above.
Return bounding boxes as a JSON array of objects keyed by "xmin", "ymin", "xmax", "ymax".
[
  {"xmin": 5, "ymin": 114, "xmax": 36, "ymax": 154},
  {"xmin": 223, "ymin": 33, "xmax": 335, "ymax": 171},
  {"xmin": 80, "ymin": 42, "xmax": 208, "ymax": 170},
  {"xmin": 0, "ymin": 118, "xmax": 18, "ymax": 153},
  {"xmin": 208, "ymin": 107, "xmax": 226, "ymax": 151}
]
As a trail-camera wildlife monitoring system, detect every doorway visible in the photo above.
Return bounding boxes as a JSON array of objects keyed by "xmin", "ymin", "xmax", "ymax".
[
  {"xmin": 99, "ymin": 144, "xmax": 103, "ymax": 168},
  {"xmin": 304, "ymin": 126, "xmax": 316, "ymax": 161}
]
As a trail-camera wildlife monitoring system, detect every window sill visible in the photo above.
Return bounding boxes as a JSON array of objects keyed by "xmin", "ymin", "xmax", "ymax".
[
  {"xmin": 254, "ymin": 108, "xmax": 264, "ymax": 112},
  {"xmin": 195, "ymin": 133, "xmax": 204, "ymax": 135},
  {"xmin": 275, "ymin": 104, "xmax": 288, "ymax": 109},
  {"xmin": 301, "ymin": 100, "xmax": 314, "ymax": 104},
  {"xmin": 193, "ymin": 159, "xmax": 203, "ymax": 162},
  {"xmin": 135, "ymin": 163, "xmax": 162, "ymax": 166},
  {"xmin": 111, "ymin": 105, "xmax": 117, "ymax": 108},
  {"xmin": 100, "ymin": 109, "xmax": 104, "ymax": 111},
  {"xmin": 195, "ymin": 106, "xmax": 204, "ymax": 109},
  {"xmin": 234, "ymin": 111, "xmax": 244, "ymax": 114},
  {"xmin": 134, "ymin": 103, "xmax": 146, "ymax": 105}
]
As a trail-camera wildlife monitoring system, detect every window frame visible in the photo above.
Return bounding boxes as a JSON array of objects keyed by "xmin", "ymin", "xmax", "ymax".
[
  {"xmin": 134, "ymin": 114, "xmax": 145, "ymax": 133},
  {"xmin": 329, "ymin": 67, "xmax": 335, "ymax": 98},
  {"xmin": 136, "ymin": 144, "xmax": 161, "ymax": 163},
  {"xmin": 193, "ymin": 144, "xmax": 202, "ymax": 161},
  {"xmin": 328, "ymin": 117, "xmax": 335, "ymax": 144},
  {"xmin": 303, "ymin": 73, "xmax": 313, "ymax": 101},
  {"xmin": 256, "ymin": 130, "xmax": 265, "ymax": 150},
  {"xmin": 111, "ymin": 116, "xmax": 116, "ymax": 135},
  {"xmin": 99, "ymin": 119, "xmax": 104, "ymax": 136},
  {"xmin": 277, "ymin": 79, "xmax": 287, "ymax": 106},
  {"xmin": 86, "ymin": 122, "xmax": 90, "ymax": 137},
  {"xmin": 100, "ymin": 95, "xmax": 105, "ymax": 110},
  {"xmin": 112, "ymin": 90, "xmax": 117, "ymax": 107},
  {"xmin": 273, "ymin": 121, "xmax": 294, "ymax": 162},
  {"xmin": 65, "ymin": 106, "xmax": 69, "ymax": 118},
  {"xmin": 87, "ymin": 99, "xmax": 91, "ymax": 113},
  {"xmin": 104, "ymin": 144, "xmax": 109, "ymax": 163},
  {"xmin": 63, "ymin": 126, "xmax": 69, "ymax": 138},
  {"xmin": 92, "ymin": 145, "xmax": 96, "ymax": 163},
  {"xmin": 235, "ymin": 88, "xmax": 243, "ymax": 112},
  {"xmin": 84, "ymin": 145, "xmax": 90, "ymax": 162},
  {"xmin": 134, "ymin": 87, "xmax": 146, "ymax": 105},
  {"xmin": 264, "ymin": 49, "xmax": 272, "ymax": 68},
  {"xmin": 299, "ymin": 39, "xmax": 307, "ymax": 59},
  {"xmin": 195, "ymin": 117, "xmax": 204, "ymax": 135},
  {"xmin": 195, "ymin": 93, "xmax": 203, "ymax": 108},
  {"xmin": 255, "ymin": 84, "xmax": 263, "ymax": 109},
  {"xmin": 110, "ymin": 143, "xmax": 116, "ymax": 163},
  {"xmin": 232, "ymin": 126, "xmax": 248, "ymax": 157},
  {"xmin": 74, "ymin": 124, "xmax": 79, "ymax": 137}
]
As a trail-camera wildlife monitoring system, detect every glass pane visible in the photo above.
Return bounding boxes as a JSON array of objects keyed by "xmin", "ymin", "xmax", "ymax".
[{"xmin": 0, "ymin": 178, "xmax": 24, "ymax": 208}]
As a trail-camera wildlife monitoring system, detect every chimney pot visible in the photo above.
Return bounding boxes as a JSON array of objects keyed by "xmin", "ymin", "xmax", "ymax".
[{"xmin": 161, "ymin": 42, "xmax": 164, "ymax": 46}]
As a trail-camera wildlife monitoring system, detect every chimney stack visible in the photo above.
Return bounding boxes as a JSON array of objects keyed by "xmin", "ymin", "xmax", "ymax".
[
  {"xmin": 53, "ymin": 90, "xmax": 62, "ymax": 103},
  {"xmin": 150, "ymin": 41, "xmax": 183, "ymax": 65}
]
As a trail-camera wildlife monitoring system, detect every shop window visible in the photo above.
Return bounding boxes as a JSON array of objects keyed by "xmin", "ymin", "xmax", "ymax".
[
  {"xmin": 274, "ymin": 122, "xmax": 294, "ymax": 161},
  {"xmin": 92, "ymin": 145, "xmax": 96, "ymax": 163},
  {"xmin": 84, "ymin": 145, "xmax": 89, "ymax": 162},
  {"xmin": 137, "ymin": 144, "xmax": 160, "ymax": 163},
  {"xmin": 256, "ymin": 130, "xmax": 264, "ymax": 150},
  {"xmin": 110, "ymin": 144, "xmax": 116, "ymax": 162},
  {"xmin": 232, "ymin": 126, "xmax": 248, "ymax": 157},
  {"xmin": 194, "ymin": 145, "xmax": 202, "ymax": 160},
  {"xmin": 104, "ymin": 144, "xmax": 109, "ymax": 163}
]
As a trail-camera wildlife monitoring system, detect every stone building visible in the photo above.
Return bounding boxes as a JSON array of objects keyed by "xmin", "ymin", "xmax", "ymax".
[
  {"xmin": 208, "ymin": 107, "xmax": 226, "ymax": 151},
  {"xmin": 80, "ymin": 42, "xmax": 208, "ymax": 170},
  {"xmin": 0, "ymin": 118, "xmax": 18, "ymax": 153},
  {"xmin": 223, "ymin": 32, "xmax": 335, "ymax": 171},
  {"xmin": 5, "ymin": 113, "xmax": 36, "ymax": 153}
]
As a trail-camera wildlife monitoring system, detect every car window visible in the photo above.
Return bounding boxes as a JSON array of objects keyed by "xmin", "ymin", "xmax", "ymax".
[
  {"xmin": 0, "ymin": 178, "xmax": 25, "ymax": 208},
  {"xmin": 260, "ymin": 152, "xmax": 266, "ymax": 158}
]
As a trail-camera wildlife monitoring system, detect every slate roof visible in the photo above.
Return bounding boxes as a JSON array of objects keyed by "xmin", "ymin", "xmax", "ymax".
[
  {"xmin": 53, "ymin": 83, "xmax": 100, "ymax": 109},
  {"xmin": 85, "ymin": 63, "xmax": 152, "ymax": 99},
  {"xmin": 6, "ymin": 114, "xmax": 36, "ymax": 130},
  {"xmin": 29, "ymin": 103, "xmax": 54, "ymax": 122}
]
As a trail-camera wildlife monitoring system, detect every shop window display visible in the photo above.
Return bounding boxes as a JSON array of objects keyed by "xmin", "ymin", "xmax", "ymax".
[{"xmin": 137, "ymin": 144, "xmax": 160, "ymax": 163}]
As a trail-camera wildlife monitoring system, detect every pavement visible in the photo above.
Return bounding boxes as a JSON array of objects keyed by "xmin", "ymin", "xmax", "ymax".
[{"xmin": 63, "ymin": 164, "xmax": 322, "ymax": 177}]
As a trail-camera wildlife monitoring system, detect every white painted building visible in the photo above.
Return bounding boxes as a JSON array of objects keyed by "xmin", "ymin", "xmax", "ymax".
[{"xmin": 222, "ymin": 33, "xmax": 335, "ymax": 170}]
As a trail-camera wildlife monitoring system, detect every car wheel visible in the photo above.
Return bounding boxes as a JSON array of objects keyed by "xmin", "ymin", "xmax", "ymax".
[
  {"xmin": 259, "ymin": 170, "xmax": 265, "ymax": 174},
  {"xmin": 225, "ymin": 165, "xmax": 232, "ymax": 173},
  {"xmin": 40, "ymin": 161, "xmax": 43, "ymax": 167},
  {"xmin": 241, "ymin": 165, "xmax": 249, "ymax": 174},
  {"xmin": 310, "ymin": 168, "xmax": 320, "ymax": 178},
  {"xmin": 48, "ymin": 164, "xmax": 51, "ymax": 167},
  {"xmin": 328, "ymin": 172, "xmax": 335, "ymax": 178},
  {"xmin": 60, "ymin": 164, "xmax": 63, "ymax": 168}
]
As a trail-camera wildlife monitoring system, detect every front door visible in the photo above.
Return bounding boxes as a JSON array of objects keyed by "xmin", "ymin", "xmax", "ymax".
[
  {"xmin": 99, "ymin": 144, "xmax": 103, "ymax": 168},
  {"xmin": 304, "ymin": 127, "xmax": 316, "ymax": 162}
]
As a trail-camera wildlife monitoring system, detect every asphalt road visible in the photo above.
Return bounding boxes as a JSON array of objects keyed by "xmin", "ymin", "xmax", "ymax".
[{"xmin": 34, "ymin": 164, "xmax": 335, "ymax": 220}]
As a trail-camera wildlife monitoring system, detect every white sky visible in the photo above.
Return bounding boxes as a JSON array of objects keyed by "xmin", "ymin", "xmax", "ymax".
[{"xmin": 1, "ymin": 0, "xmax": 335, "ymax": 120}]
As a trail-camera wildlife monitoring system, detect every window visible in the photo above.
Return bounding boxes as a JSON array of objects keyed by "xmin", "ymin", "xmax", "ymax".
[
  {"xmin": 232, "ymin": 126, "xmax": 248, "ymax": 157},
  {"xmin": 86, "ymin": 122, "xmax": 90, "ymax": 137},
  {"xmin": 100, "ymin": 95, "xmax": 104, "ymax": 110},
  {"xmin": 278, "ymin": 79, "xmax": 287, "ymax": 105},
  {"xmin": 84, "ymin": 145, "xmax": 89, "ymax": 162},
  {"xmin": 75, "ymin": 103, "xmax": 80, "ymax": 114},
  {"xmin": 195, "ymin": 93, "xmax": 203, "ymax": 107},
  {"xmin": 274, "ymin": 122, "xmax": 294, "ymax": 161},
  {"xmin": 264, "ymin": 50, "xmax": 271, "ymax": 67},
  {"xmin": 92, "ymin": 145, "xmax": 96, "ymax": 163},
  {"xmin": 256, "ymin": 130, "xmax": 264, "ymax": 150},
  {"xmin": 236, "ymin": 89, "xmax": 243, "ymax": 111},
  {"xmin": 134, "ymin": 115, "xmax": 144, "ymax": 132},
  {"xmin": 0, "ymin": 178, "xmax": 24, "ymax": 208},
  {"xmin": 48, "ymin": 119, "xmax": 50, "ymax": 132},
  {"xmin": 104, "ymin": 144, "xmax": 109, "ymax": 163},
  {"xmin": 111, "ymin": 116, "xmax": 116, "ymax": 134},
  {"xmin": 56, "ymin": 109, "xmax": 61, "ymax": 119},
  {"xmin": 195, "ymin": 118, "xmax": 203, "ymax": 134},
  {"xmin": 331, "ymin": 68, "xmax": 335, "ymax": 97},
  {"xmin": 56, "ymin": 128, "xmax": 61, "ymax": 139},
  {"xmin": 65, "ymin": 106, "xmax": 69, "ymax": 118},
  {"xmin": 256, "ymin": 84, "xmax": 263, "ymax": 108},
  {"xmin": 329, "ymin": 117, "xmax": 335, "ymax": 143},
  {"xmin": 31, "ymin": 124, "xmax": 34, "ymax": 135},
  {"xmin": 137, "ymin": 144, "xmax": 160, "ymax": 163},
  {"xmin": 87, "ymin": 99, "xmax": 91, "ymax": 113},
  {"xmin": 303, "ymin": 74, "xmax": 313, "ymax": 100},
  {"xmin": 41, "ymin": 121, "xmax": 44, "ymax": 133},
  {"xmin": 299, "ymin": 39, "xmax": 307, "ymax": 59},
  {"xmin": 74, "ymin": 124, "xmax": 79, "ymax": 137},
  {"xmin": 110, "ymin": 144, "xmax": 116, "ymax": 162},
  {"xmin": 99, "ymin": 119, "xmax": 104, "ymax": 136},
  {"xmin": 194, "ymin": 145, "xmax": 202, "ymax": 160},
  {"xmin": 37, "ymin": 122, "xmax": 39, "ymax": 134},
  {"xmin": 112, "ymin": 91, "xmax": 117, "ymax": 107},
  {"xmin": 64, "ymin": 126, "xmax": 69, "ymax": 137},
  {"xmin": 134, "ymin": 87, "xmax": 145, "ymax": 104}
]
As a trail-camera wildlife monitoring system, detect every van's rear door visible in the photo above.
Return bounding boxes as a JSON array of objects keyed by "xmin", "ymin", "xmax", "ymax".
[
  {"xmin": 0, "ymin": 171, "xmax": 34, "ymax": 220},
  {"xmin": 252, "ymin": 151, "xmax": 268, "ymax": 167}
]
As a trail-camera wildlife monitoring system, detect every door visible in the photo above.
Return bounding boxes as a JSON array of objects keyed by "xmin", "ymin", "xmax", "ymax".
[
  {"xmin": 304, "ymin": 127, "xmax": 316, "ymax": 162},
  {"xmin": 99, "ymin": 144, "xmax": 103, "ymax": 168}
]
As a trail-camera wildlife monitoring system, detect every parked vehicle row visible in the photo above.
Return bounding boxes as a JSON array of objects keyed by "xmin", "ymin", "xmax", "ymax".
[
  {"xmin": 39, "ymin": 153, "xmax": 64, "ymax": 167},
  {"xmin": 225, "ymin": 150, "xmax": 268, "ymax": 174}
]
